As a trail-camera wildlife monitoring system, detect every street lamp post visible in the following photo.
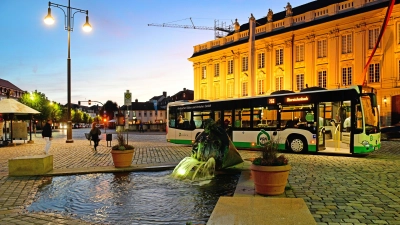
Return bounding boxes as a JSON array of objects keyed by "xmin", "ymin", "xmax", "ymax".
[{"xmin": 44, "ymin": 0, "xmax": 92, "ymax": 143}]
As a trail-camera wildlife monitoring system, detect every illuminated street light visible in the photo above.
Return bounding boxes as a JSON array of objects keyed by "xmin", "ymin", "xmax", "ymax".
[{"xmin": 44, "ymin": 0, "xmax": 92, "ymax": 143}]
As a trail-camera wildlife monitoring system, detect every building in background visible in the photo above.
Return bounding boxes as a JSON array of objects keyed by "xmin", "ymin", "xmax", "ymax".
[
  {"xmin": 0, "ymin": 79, "xmax": 26, "ymax": 101},
  {"xmin": 188, "ymin": 0, "xmax": 400, "ymax": 126},
  {"xmin": 120, "ymin": 88, "xmax": 194, "ymax": 130}
]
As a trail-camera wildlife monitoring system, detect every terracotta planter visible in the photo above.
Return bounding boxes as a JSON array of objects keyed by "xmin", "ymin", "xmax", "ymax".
[
  {"xmin": 250, "ymin": 164, "xmax": 291, "ymax": 196},
  {"xmin": 111, "ymin": 149, "xmax": 134, "ymax": 168}
]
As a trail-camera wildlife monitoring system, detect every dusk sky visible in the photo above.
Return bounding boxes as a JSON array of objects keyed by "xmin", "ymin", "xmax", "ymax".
[{"xmin": 1, "ymin": 0, "xmax": 311, "ymax": 106}]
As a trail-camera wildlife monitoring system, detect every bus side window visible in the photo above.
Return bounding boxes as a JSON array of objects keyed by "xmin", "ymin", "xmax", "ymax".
[{"xmin": 170, "ymin": 119, "xmax": 176, "ymax": 128}]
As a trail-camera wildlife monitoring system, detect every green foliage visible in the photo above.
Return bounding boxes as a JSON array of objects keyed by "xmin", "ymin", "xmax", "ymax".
[
  {"xmin": 252, "ymin": 138, "xmax": 289, "ymax": 166},
  {"xmin": 19, "ymin": 91, "xmax": 63, "ymax": 123},
  {"xmin": 19, "ymin": 91, "xmax": 93, "ymax": 124},
  {"xmin": 112, "ymin": 133, "xmax": 134, "ymax": 150},
  {"xmin": 71, "ymin": 109, "xmax": 80, "ymax": 123}
]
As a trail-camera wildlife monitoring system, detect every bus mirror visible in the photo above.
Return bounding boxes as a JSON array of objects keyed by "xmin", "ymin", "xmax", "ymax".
[{"xmin": 369, "ymin": 94, "xmax": 378, "ymax": 107}]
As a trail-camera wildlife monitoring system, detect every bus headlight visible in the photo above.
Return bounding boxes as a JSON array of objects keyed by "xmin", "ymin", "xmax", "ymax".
[{"xmin": 361, "ymin": 140, "xmax": 370, "ymax": 148}]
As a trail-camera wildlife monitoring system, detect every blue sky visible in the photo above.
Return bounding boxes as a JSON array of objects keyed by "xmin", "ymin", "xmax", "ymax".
[{"xmin": 0, "ymin": 0, "xmax": 311, "ymax": 106}]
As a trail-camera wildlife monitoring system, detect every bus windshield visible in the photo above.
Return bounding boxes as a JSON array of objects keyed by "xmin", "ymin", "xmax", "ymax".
[{"xmin": 361, "ymin": 96, "xmax": 379, "ymax": 134}]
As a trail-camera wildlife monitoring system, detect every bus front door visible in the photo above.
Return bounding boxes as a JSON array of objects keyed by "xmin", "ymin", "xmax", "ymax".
[{"xmin": 318, "ymin": 104, "xmax": 326, "ymax": 150}]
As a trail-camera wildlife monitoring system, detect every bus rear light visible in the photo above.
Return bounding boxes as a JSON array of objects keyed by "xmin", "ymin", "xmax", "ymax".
[
  {"xmin": 191, "ymin": 140, "xmax": 195, "ymax": 144},
  {"xmin": 310, "ymin": 140, "xmax": 315, "ymax": 144},
  {"xmin": 251, "ymin": 143, "xmax": 255, "ymax": 146},
  {"xmin": 167, "ymin": 139, "xmax": 170, "ymax": 142}
]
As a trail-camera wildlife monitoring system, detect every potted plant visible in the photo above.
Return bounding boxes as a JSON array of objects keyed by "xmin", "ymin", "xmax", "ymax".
[
  {"xmin": 111, "ymin": 133, "xmax": 135, "ymax": 168},
  {"xmin": 250, "ymin": 138, "xmax": 290, "ymax": 195}
]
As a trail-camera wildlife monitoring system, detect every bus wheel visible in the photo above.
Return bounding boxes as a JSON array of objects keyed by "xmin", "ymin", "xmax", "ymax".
[{"xmin": 287, "ymin": 136, "xmax": 307, "ymax": 153}]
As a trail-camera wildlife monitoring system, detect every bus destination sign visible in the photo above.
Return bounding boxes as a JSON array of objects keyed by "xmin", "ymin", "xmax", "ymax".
[
  {"xmin": 286, "ymin": 96, "xmax": 309, "ymax": 103},
  {"xmin": 177, "ymin": 104, "xmax": 212, "ymax": 111},
  {"xmin": 268, "ymin": 98, "xmax": 275, "ymax": 104}
]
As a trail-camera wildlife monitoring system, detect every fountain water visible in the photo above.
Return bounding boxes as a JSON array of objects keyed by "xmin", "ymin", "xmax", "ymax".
[{"xmin": 171, "ymin": 119, "xmax": 243, "ymax": 180}]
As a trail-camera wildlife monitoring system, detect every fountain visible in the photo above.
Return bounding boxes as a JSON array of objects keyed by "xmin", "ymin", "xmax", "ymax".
[{"xmin": 171, "ymin": 119, "xmax": 244, "ymax": 180}]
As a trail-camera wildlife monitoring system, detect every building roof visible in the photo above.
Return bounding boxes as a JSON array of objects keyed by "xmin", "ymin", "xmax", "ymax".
[
  {"xmin": 149, "ymin": 95, "xmax": 165, "ymax": 102},
  {"xmin": 237, "ymin": 0, "xmax": 347, "ymax": 32},
  {"xmin": 131, "ymin": 102, "xmax": 158, "ymax": 111},
  {"xmin": 191, "ymin": 0, "xmax": 394, "ymax": 58},
  {"xmin": 0, "ymin": 78, "xmax": 23, "ymax": 91}
]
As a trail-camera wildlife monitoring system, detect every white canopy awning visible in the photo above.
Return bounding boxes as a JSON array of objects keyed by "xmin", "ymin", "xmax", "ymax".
[{"xmin": 0, "ymin": 98, "xmax": 40, "ymax": 115}]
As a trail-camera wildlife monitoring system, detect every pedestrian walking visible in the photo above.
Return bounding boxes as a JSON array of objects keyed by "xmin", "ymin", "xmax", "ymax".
[
  {"xmin": 139, "ymin": 121, "xmax": 144, "ymax": 133},
  {"xmin": 90, "ymin": 122, "xmax": 102, "ymax": 152},
  {"xmin": 42, "ymin": 119, "xmax": 52, "ymax": 155}
]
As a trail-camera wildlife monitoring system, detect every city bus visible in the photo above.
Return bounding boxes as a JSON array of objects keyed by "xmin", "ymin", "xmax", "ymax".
[{"xmin": 166, "ymin": 86, "xmax": 381, "ymax": 154}]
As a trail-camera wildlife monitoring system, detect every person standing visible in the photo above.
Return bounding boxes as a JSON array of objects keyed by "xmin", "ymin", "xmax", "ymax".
[
  {"xmin": 343, "ymin": 115, "xmax": 351, "ymax": 132},
  {"xmin": 42, "ymin": 119, "xmax": 53, "ymax": 155},
  {"xmin": 139, "ymin": 121, "xmax": 144, "ymax": 133},
  {"xmin": 89, "ymin": 122, "xmax": 102, "ymax": 152}
]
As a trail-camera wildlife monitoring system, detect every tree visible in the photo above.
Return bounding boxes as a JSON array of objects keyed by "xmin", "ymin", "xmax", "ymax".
[
  {"xmin": 100, "ymin": 100, "xmax": 118, "ymax": 120},
  {"xmin": 72, "ymin": 109, "xmax": 83, "ymax": 123},
  {"xmin": 49, "ymin": 102, "xmax": 62, "ymax": 123},
  {"xmin": 83, "ymin": 113, "xmax": 89, "ymax": 124},
  {"xmin": 19, "ymin": 91, "xmax": 52, "ymax": 125}
]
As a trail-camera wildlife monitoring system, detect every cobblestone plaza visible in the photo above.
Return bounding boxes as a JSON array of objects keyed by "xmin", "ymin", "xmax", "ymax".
[{"xmin": 0, "ymin": 129, "xmax": 399, "ymax": 224}]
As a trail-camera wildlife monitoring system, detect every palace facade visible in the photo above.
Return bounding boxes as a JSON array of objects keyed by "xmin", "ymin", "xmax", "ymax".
[{"xmin": 188, "ymin": 0, "xmax": 400, "ymax": 126}]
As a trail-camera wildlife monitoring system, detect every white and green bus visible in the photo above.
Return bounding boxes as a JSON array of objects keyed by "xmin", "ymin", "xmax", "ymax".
[{"xmin": 167, "ymin": 86, "xmax": 381, "ymax": 154}]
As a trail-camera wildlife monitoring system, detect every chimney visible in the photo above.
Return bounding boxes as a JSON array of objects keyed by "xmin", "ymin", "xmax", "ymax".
[
  {"xmin": 163, "ymin": 91, "xmax": 167, "ymax": 97},
  {"xmin": 135, "ymin": 99, "xmax": 138, "ymax": 103},
  {"xmin": 183, "ymin": 88, "xmax": 186, "ymax": 91}
]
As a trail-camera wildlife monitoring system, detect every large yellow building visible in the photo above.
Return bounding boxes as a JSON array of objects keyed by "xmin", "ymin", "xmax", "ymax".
[{"xmin": 188, "ymin": 0, "xmax": 400, "ymax": 126}]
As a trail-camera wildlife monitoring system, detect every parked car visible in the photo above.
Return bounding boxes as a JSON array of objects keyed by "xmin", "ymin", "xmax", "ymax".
[{"xmin": 381, "ymin": 123, "xmax": 400, "ymax": 140}]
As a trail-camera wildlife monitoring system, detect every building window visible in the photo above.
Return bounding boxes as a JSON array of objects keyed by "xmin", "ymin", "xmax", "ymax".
[
  {"xmin": 342, "ymin": 67, "xmax": 352, "ymax": 86},
  {"xmin": 398, "ymin": 23, "xmax": 400, "ymax": 44},
  {"xmin": 369, "ymin": 28, "xmax": 380, "ymax": 49},
  {"xmin": 201, "ymin": 66, "xmax": 207, "ymax": 79},
  {"xmin": 317, "ymin": 39, "xmax": 327, "ymax": 58},
  {"xmin": 242, "ymin": 82, "xmax": 248, "ymax": 96},
  {"xmin": 227, "ymin": 82, "xmax": 234, "ymax": 98},
  {"xmin": 398, "ymin": 60, "xmax": 400, "ymax": 80},
  {"xmin": 257, "ymin": 79, "xmax": 264, "ymax": 95},
  {"xmin": 214, "ymin": 63, "xmax": 220, "ymax": 77},
  {"xmin": 144, "ymin": 112, "xmax": 147, "ymax": 117},
  {"xmin": 160, "ymin": 112, "xmax": 163, "ymax": 116},
  {"xmin": 242, "ymin": 56, "xmax": 248, "ymax": 72},
  {"xmin": 150, "ymin": 112, "xmax": 152, "ymax": 116},
  {"xmin": 296, "ymin": 74, "xmax": 304, "ymax": 91},
  {"xmin": 228, "ymin": 59, "xmax": 234, "ymax": 74},
  {"xmin": 258, "ymin": 52, "xmax": 265, "ymax": 68},
  {"xmin": 214, "ymin": 84, "xmax": 220, "ymax": 99},
  {"xmin": 139, "ymin": 112, "xmax": 141, "ymax": 116},
  {"xmin": 276, "ymin": 77, "xmax": 283, "ymax": 91},
  {"xmin": 295, "ymin": 44, "xmax": 304, "ymax": 62},
  {"xmin": 342, "ymin": 33, "xmax": 352, "ymax": 54},
  {"xmin": 369, "ymin": 63, "xmax": 380, "ymax": 83},
  {"xmin": 318, "ymin": 71, "xmax": 327, "ymax": 88},
  {"xmin": 275, "ymin": 49, "xmax": 283, "ymax": 65}
]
